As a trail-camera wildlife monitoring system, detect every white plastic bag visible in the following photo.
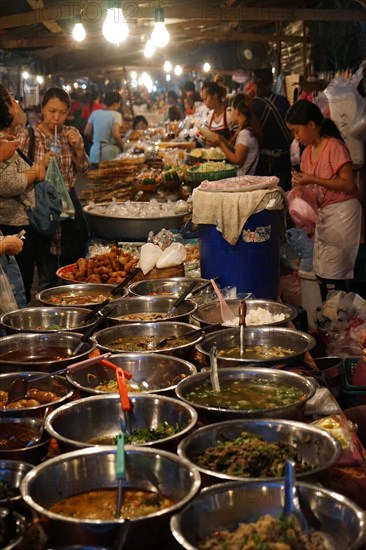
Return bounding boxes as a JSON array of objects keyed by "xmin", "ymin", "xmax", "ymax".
[
  {"xmin": 0, "ymin": 263, "xmax": 18, "ymax": 314},
  {"xmin": 139, "ymin": 243, "xmax": 162, "ymax": 275},
  {"xmin": 156, "ymin": 242, "xmax": 186, "ymax": 269}
]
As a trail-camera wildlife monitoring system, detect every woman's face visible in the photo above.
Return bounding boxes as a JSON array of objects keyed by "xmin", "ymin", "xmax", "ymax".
[
  {"xmin": 201, "ymin": 89, "xmax": 217, "ymax": 110},
  {"xmin": 286, "ymin": 121, "xmax": 317, "ymax": 147},
  {"xmin": 41, "ymin": 97, "xmax": 69, "ymax": 132}
]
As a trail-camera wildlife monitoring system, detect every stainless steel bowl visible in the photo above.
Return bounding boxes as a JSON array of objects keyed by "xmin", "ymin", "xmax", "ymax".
[
  {"xmin": 196, "ymin": 326, "xmax": 316, "ymax": 367},
  {"xmin": 0, "ymin": 307, "xmax": 98, "ymax": 334},
  {"xmin": 94, "ymin": 322, "xmax": 204, "ymax": 359},
  {"xmin": 45, "ymin": 393, "xmax": 198, "ymax": 452},
  {"xmin": 128, "ymin": 277, "xmax": 212, "ymax": 305},
  {"xmin": 0, "ymin": 372, "xmax": 74, "ymax": 418},
  {"xmin": 0, "ymin": 460, "xmax": 33, "ymax": 509},
  {"xmin": 170, "ymin": 480, "xmax": 366, "ymax": 550},
  {"xmin": 66, "ymin": 353, "xmax": 197, "ymax": 397},
  {"xmin": 192, "ymin": 299, "xmax": 297, "ymax": 327},
  {"xmin": 177, "ymin": 419, "xmax": 341, "ymax": 484},
  {"xmin": 0, "ymin": 332, "xmax": 96, "ymax": 373},
  {"xmin": 21, "ymin": 446, "xmax": 201, "ymax": 549},
  {"xmin": 0, "ymin": 508, "xmax": 26, "ymax": 550},
  {"xmin": 108, "ymin": 296, "xmax": 197, "ymax": 325},
  {"xmin": 0, "ymin": 417, "xmax": 50, "ymax": 464},
  {"xmin": 175, "ymin": 367, "xmax": 316, "ymax": 424},
  {"xmin": 83, "ymin": 202, "xmax": 189, "ymax": 241},
  {"xmin": 36, "ymin": 284, "xmax": 127, "ymax": 308}
]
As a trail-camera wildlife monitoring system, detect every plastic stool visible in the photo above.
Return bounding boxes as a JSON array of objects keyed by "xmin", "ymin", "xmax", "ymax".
[{"xmin": 298, "ymin": 269, "xmax": 322, "ymax": 328}]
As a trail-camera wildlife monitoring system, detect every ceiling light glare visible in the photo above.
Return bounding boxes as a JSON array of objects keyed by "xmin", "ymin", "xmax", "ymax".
[
  {"xmin": 102, "ymin": 4, "xmax": 129, "ymax": 45},
  {"xmin": 150, "ymin": 7, "xmax": 170, "ymax": 48}
]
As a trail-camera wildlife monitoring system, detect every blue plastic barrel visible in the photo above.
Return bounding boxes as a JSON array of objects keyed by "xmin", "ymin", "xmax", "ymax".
[{"xmin": 199, "ymin": 209, "xmax": 281, "ymax": 299}]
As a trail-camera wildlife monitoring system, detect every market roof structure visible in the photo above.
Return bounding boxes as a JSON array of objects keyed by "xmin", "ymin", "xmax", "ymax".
[{"xmin": 0, "ymin": 0, "xmax": 365, "ymax": 77}]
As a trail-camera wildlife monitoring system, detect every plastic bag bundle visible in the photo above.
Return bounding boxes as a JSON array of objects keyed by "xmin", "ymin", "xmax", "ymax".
[
  {"xmin": 139, "ymin": 243, "xmax": 163, "ymax": 275},
  {"xmin": 156, "ymin": 242, "xmax": 186, "ymax": 269},
  {"xmin": 287, "ymin": 187, "xmax": 318, "ymax": 235},
  {"xmin": 46, "ymin": 157, "xmax": 75, "ymax": 219},
  {"xmin": 0, "ymin": 263, "xmax": 18, "ymax": 314}
]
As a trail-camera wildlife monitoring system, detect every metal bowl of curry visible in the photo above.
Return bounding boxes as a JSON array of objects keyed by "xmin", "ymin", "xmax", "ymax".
[
  {"xmin": 175, "ymin": 367, "xmax": 316, "ymax": 424},
  {"xmin": 93, "ymin": 322, "xmax": 205, "ymax": 359},
  {"xmin": 195, "ymin": 326, "xmax": 316, "ymax": 367},
  {"xmin": 66, "ymin": 353, "xmax": 197, "ymax": 397},
  {"xmin": 36, "ymin": 284, "xmax": 127, "ymax": 308},
  {"xmin": 0, "ymin": 332, "xmax": 96, "ymax": 374},
  {"xmin": 21, "ymin": 446, "xmax": 201, "ymax": 549},
  {"xmin": 107, "ymin": 296, "xmax": 197, "ymax": 325},
  {"xmin": 45, "ymin": 393, "xmax": 198, "ymax": 453},
  {"xmin": 177, "ymin": 418, "xmax": 341, "ymax": 485}
]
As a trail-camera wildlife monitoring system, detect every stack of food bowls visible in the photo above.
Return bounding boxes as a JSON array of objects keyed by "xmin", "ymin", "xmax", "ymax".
[
  {"xmin": 175, "ymin": 367, "xmax": 316, "ymax": 424},
  {"xmin": 21, "ymin": 447, "xmax": 201, "ymax": 549},
  {"xmin": 0, "ymin": 372, "xmax": 74, "ymax": 418},
  {"xmin": 94, "ymin": 322, "xmax": 204, "ymax": 359},
  {"xmin": 45, "ymin": 393, "xmax": 198, "ymax": 452},
  {"xmin": 192, "ymin": 299, "xmax": 297, "ymax": 327},
  {"xmin": 0, "ymin": 307, "xmax": 99, "ymax": 334},
  {"xmin": 36, "ymin": 284, "xmax": 127, "ymax": 307},
  {"xmin": 170, "ymin": 480, "xmax": 366, "ymax": 550},
  {"xmin": 0, "ymin": 332, "xmax": 96, "ymax": 374},
  {"xmin": 107, "ymin": 296, "xmax": 197, "ymax": 326},
  {"xmin": 177, "ymin": 418, "xmax": 340, "ymax": 486},
  {"xmin": 195, "ymin": 326, "xmax": 315, "ymax": 367},
  {"xmin": 66, "ymin": 353, "xmax": 197, "ymax": 397}
]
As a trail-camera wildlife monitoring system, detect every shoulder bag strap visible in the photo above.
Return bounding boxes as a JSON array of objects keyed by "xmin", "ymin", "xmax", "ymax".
[{"xmin": 27, "ymin": 127, "xmax": 36, "ymax": 162}]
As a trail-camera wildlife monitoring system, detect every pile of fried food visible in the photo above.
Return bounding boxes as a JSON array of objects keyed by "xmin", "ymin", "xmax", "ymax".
[{"xmin": 64, "ymin": 246, "xmax": 138, "ymax": 284}]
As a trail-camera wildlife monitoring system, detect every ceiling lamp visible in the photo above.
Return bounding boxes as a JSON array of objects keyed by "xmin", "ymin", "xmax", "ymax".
[
  {"xmin": 144, "ymin": 39, "xmax": 156, "ymax": 58},
  {"xmin": 36, "ymin": 75, "xmax": 44, "ymax": 84},
  {"xmin": 72, "ymin": 14, "xmax": 86, "ymax": 42},
  {"xmin": 174, "ymin": 64, "xmax": 182, "ymax": 76},
  {"xmin": 163, "ymin": 60, "xmax": 172, "ymax": 72},
  {"xmin": 203, "ymin": 62, "xmax": 211, "ymax": 73},
  {"xmin": 21, "ymin": 71, "xmax": 29, "ymax": 80},
  {"xmin": 102, "ymin": 1, "xmax": 129, "ymax": 45},
  {"xmin": 150, "ymin": 7, "xmax": 170, "ymax": 48}
]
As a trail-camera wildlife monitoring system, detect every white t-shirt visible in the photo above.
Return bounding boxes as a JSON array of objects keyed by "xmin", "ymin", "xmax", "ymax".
[{"xmin": 235, "ymin": 128, "xmax": 259, "ymax": 176}]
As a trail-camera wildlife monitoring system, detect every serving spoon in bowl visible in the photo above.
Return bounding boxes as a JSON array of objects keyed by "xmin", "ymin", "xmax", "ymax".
[{"xmin": 283, "ymin": 460, "xmax": 309, "ymax": 537}]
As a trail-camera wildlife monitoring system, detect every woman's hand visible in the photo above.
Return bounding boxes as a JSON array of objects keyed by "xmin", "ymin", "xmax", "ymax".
[
  {"xmin": 291, "ymin": 171, "xmax": 316, "ymax": 186},
  {"xmin": 41, "ymin": 151, "xmax": 58, "ymax": 168},
  {"xmin": 0, "ymin": 235, "xmax": 24, "ymax": 255},
  {"xmin": 26, "ymin": 163, "xmax": 46, "ymax": 184},
  {"xmin": 207, "ymin": 132, "xmax": 222, "ymax": 146},
  {"xmin": 65, "ymin": 127, "xmax": 83, "ymax": 151}
]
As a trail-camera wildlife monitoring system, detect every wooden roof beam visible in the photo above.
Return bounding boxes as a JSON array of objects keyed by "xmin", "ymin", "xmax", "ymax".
[
  {"xmin": 26, "ymin": 0, "xmax": 64, "ymax": 34},
  {"xmin": 0, "ymin": 6, "xmax": 364, "ymax": 29}
]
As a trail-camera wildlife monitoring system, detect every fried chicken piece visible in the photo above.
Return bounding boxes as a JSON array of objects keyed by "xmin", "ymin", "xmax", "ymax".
[{"xmin": 86, "ymin": 274, "xmax": 102, "ymax": 283}]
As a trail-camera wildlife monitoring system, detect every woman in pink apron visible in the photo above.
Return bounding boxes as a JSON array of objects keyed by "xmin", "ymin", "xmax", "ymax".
[{"xmin": 286, "ymin": 100, "xmax": 361, "ymax": 297}]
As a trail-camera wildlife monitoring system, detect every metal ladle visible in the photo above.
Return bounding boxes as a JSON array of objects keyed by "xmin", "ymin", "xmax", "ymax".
[
  {"xmin": 210, "ymin": 346, "xmax": 220, "ymax": 392},
  {"xmin": 283, "ymin": 460, "xmax": 309, "ymax": 537}
]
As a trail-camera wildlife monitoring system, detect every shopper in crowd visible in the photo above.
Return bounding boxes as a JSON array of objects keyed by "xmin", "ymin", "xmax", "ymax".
[
  {"xmin": 207, "ymin": 93, "xmax": 262, "ymax": 175},
  {"xmin": 200, "ymin": 81, "xmax": 236, "ymax": 140},
  {"xmin": 0, "ymin": 85, "xmax": 47, "ymax": 303},
  {"xmin": 252, "ymin": 68, "xmax": 292, "ymax": 191},
  {"xmin": 285, "ymin": 99, "xmax": 361, "ymax": 297},
  {"xmin": 163, "ymin": 90, "xmax": 184, "ymax": 122},
  {"xmin": 24, "ymin": 107, "xmax": 41, "ymax": 129},
  {"xmin": 123, "ymin": 115, "xmax": 148, "ymax": 142},
  {"xmin": 67, "ymin": 91, "xmax": 84, "ymax": 133},
  {"xmin": 85, "ymin": 91, "xmax": 124, "ymax": 164},
  {"xmin": 17, "ymin": 86, "xmax": 89, "ymax": 295}
]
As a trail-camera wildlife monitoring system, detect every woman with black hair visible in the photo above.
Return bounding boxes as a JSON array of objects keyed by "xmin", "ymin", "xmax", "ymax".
[
  {"xmin": 200, "ymin": 81, "xmax": 236, "ymax": 140},
  {"xmin": 17, "ymin": 86, "xmax": 89, "ymax": 294},
  {"xmin": 208, "ymin": 94, "xmax": 262, "ymax": 175},
  {"xmin": 286, "ymin": 99, "xmax": 361, "ymax": 294},
  {"xmin": 85, "ymin": 91, "xmax": 124, "ymax": 164}
]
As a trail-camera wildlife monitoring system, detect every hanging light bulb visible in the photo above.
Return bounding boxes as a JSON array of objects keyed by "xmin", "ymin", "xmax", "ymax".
[
  {"xmin": 203, "ymin": 62, "xmax": 211, "ymax": 73},
  {"xmin": 163, "ymin": 60, "xmax": 172, "ymax": 73},
  {"xmin": 144, "ymin": 39, "xmax": 155, "ymax": 58},
  {"xmin": 174, "ymin": 64, "xmax": 182, "ymax": 76},
  {"xmin": 102, "ymin": 1, "xmax": 129, "ymax": 45},
  {"xmin": 72, "ymin": 14, "xmax": 86, "ymax": 42},
  {"xmin": 150, "ymin": 7, "xmax": 170, "ymax": 48}
]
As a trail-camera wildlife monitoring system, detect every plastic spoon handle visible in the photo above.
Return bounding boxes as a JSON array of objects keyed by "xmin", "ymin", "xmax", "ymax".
[
  {"xmin": 165, "ymin": 280, "xmax": 198, "ymax": 318},
  {"xmin": 116, "ymin": 368, "xmax": 131, "ymax": 412},
  {"xmin": 210, "ymin": 279, "xmax": 236, "ymax": 322},
  {"xmin": 239, "ymin": 300, "xmax": 246, "ymax": 357},
  {"xmin": 210, "ymin": 345, "xmax": 220, "ymax": 392},
  {"xmin": 115, "ymin": 432, "xmax": 125, "ymax": 519},
  {"xmin": 25, "ymin": 352, "xmax": 112, "ymax": 383},
  {"xmin": 111, "ymin": 268, "xmax": 141, "ymax": 296}
]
